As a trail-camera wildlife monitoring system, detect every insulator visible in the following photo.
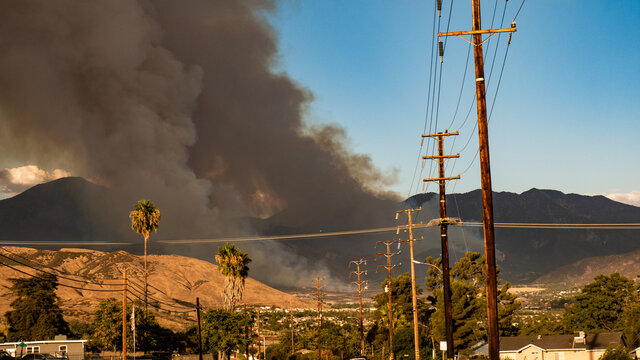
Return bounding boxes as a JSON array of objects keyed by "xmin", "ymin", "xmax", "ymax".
[
  {"xmin": 437, "ymin": 0, "xmax": 442, "ymax": 11},
  {"xmin": 438, "ymin": 41, "xmax": 444, "ymax": 57}
]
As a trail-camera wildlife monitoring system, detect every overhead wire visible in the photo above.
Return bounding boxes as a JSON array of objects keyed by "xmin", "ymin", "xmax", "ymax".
[
  {"xmin": 0, "ymin": 252, "xmax": 120, "ymax": 289},
  {"xmin": 0, "ymin": 262, "xmax": 121, "ymax": 293},
  {"xmin": 0, "ymin": 246, "xmax": 122, "ymax": 285},
  {"xmin": 0, "ymin": 246, "xmax": 196, "ymax": 312}
]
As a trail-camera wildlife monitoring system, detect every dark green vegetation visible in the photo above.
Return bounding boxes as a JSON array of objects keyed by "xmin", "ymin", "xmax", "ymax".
[
  {"xmin": 4, "ymin": 273, "xmax": 69, "ymax": 341},
  {"xmin": 518, "ymin": 272, "xmax": 640, "ymax": 348}
]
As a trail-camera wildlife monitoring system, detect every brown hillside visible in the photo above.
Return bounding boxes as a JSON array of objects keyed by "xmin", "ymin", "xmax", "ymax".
[
  {"xmin": 0, "ymin": 247, "xmax": 315, "ymax": 331},
  {"xmin": 533, "ymin": 248, "xmax": 640, "ymax": 286}
]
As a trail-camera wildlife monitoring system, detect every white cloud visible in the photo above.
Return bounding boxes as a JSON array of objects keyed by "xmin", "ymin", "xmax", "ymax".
[
  {"xmin": 0, "ymin": 165, "xmax": 70, "ymax": 198},
  {"xmin": 606, "ymin": 190, "xmax": 640, "ymax": 207}
]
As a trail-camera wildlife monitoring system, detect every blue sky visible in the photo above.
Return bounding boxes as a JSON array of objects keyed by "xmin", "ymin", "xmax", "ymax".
[{"xmin": 267, "ymin": 0, "xmax": 640, "ymax": 203}]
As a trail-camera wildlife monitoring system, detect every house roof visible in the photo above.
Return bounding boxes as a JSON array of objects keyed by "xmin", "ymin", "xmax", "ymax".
[
  {"xmin": 500, "ymin": 332, "xmax": 624, "ymax": 352},
  {"xmin": 0, "ymin": 340, "xmax": 87, "ymax": 346}
]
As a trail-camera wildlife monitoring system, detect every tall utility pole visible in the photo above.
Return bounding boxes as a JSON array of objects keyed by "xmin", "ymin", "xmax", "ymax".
[
  {"xmin": 256, "ymin": 310, "xmax": 261, "ymax": 360},
  {"xmin": 396, "ymin": 208, "xmax": 423, "ymax": 360},
  {"xmin": 437, "ymin": 5, "xmax": 516, "ymax": 359},
  {"xmin": 350, "ymin": 259, "xmax": 368, "ymax": 356},
  {"xmin": 196, "ymin": 298, "xmax": 203, "ymax": 360},
  {"xmin": 122, "ymin": 270, "xmax": 127, "ymax": 360},
  {"xmin": 290, "ymin": 299, "xmax": 295, "ymax": 355},
  {"xmin": 243, "ymin": 303, "xmax": 249, "ymax": 360},
  {"xmin": 376, "ymin": 240, "xmax": 402, "ymax": 360},
  {"xmin": 314, "ymin": 277, "xmax": 326, "ymax": 360},
  {"xmin": 423, "ymin": 130, "xmax": 459, "ymax": 360}
]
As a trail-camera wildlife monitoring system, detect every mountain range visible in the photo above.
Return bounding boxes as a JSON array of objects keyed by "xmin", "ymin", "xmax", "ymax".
[{"xmin": 1, "ymin": 177, "xmax": 639, "ymax": 287}]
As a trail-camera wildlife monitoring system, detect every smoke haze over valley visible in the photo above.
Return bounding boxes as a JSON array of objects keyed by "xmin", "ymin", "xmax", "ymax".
[{"xmin": 0, "ymin": 1, "xmax": 639, "ymax": 291}]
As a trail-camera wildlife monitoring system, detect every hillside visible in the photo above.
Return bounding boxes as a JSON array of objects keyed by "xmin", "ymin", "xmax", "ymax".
[
  {"xmin": 0, "ymin": 247, "xmax": 315, "ymax": 331},
  {"xmin": 533, "ymin": 248, "xmax": 640, "ymax": 287}
]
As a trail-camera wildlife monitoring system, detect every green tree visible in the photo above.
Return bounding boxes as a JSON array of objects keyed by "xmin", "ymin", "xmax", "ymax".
[
  {"xmin": 563, "ymin": 273, "xmax": 636, "ymax": 332},
  {"xmin": 89, "ymin": 298, "xmax": 176, "ymax": 352},
  {"xmin": 600, "ymin": 345, "xmax": 632, "ymax": 360},
  {"xmin": 89, "ymin": 298, "xmax": 122, "ymax": 352},
  {"xmin": 129, "ymin": 199, "xmax": 161, "ymax": 311},
  {"xmin": 518, "ymin": 313, "xmax": 564, "ymax": 336},
  {"xmin": 425, "ymin": 252, "xmax": 521, "ymax": 353},
  {"xmin": 622, "ymin": 302, "xmax": 640, "ymax": 349},
  {"xmin": 215, "ymin": 244, "xmax": 251, "ymax": 311},
  {"xmin": 4, "ymin": 273, "xmax": 69, "ymax": 341},
  {"xmin": 201, "ymin": 308, "xmax": 253, "ymax": 360},
  {"xmin": 430, "ymin": 279, "xmax": 482, "ymax": 355},
  {"xmin": 370, "ymin": 273, "xmax": 432, "ymax": 359}
]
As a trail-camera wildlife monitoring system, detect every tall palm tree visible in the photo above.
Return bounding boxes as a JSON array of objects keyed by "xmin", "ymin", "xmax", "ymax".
[
  {"xmin": 215, "ymin": 243, "xmax": 251, "ymax": 311},
  {"xmin": 129, "ymin": 199, "xmax": 161, "ymax": 313}
]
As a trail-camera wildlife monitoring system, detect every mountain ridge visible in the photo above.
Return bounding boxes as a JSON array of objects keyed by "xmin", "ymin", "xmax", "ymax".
[{"xmin": 1, "ymin": 177, "xmax": 639, "ymax": 286}]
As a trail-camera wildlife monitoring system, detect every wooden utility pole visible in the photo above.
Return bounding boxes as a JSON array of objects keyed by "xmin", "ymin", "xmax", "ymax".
[
  {"xmin": 423, "ymin": 130, "xmax": 459, "ymax": 360},
  {"xmin": 438, "ymin": 5, "xmax": 516, "ymax": 359},
  {"xmin": 122, "ymin": 270, "xmax": 127, "ymax": 360},
  {"xmin": 256, "ymin": 310, "xmax": 261, "ymax": 360},
  {"xmin": 314, "ymin": 277, "xmax": 326, "ymax": 360},
  {"xmin": 196, "ymin": 298, "xmax": 203, "ymax": 360},
  {"xmin": 396, "ymin": 208, "xmax": 424, "ymax": 360},
  {"xmin": 376, "ymin": 240, "xmax": 402, "ymax": 360},
  {"xmin": 243, "ymin": 303, "xmax": 249, "ymax": 359},
  {"xmin": 290, "ymin": 299, "xmax": 295, "ymax": 355},
  {"xmin": 350, "ymin": 259, "xmax": 368, "ymax": 356}
]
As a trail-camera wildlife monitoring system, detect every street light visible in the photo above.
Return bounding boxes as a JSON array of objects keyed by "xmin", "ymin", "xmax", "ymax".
[{"xmin": 411, "ymin": 259, "xmax": 443, "ymax": 274}]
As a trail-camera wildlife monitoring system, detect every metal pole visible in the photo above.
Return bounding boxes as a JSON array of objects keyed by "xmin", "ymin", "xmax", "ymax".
[{"xmin": 470, "ymin": 0, "xmax": 500, "ymax": 359}]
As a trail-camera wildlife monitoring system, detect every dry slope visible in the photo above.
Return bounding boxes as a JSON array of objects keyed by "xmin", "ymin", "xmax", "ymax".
[{"xmin": 0, "ymin": 247, "xmax": 314, "ymax": 331}]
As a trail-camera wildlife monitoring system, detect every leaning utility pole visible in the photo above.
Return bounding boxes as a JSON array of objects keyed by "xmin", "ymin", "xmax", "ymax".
[
  {"xmin": 396, "ymin": 208, "xmax": 423, "ymax": 360},
  {"xmin": 313, "ymin": 277, "xmax": 326, "ymax": 360},
  {"xmin": 437, "ymin": 3, "xmax": 516, "ymax": 359},
  {"xmin": 350, "ymin": 259, "xmax": 368, "ymax": 356},
  {"xmin": 122, "ymin": 271, "xmax": 128, "ymax": 360},
  {"xmin": 423, "ymin": 130, "xmax": 459, "ymax": 360},
  {"xmin": 376, "ymin": 240, "xmax": 402, "ymax": 360}
]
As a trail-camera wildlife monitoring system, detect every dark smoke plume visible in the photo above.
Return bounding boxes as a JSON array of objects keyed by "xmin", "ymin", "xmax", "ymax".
[{"xmin": 0, "ymin": 1, "xmax": 400, "ymax": 288}]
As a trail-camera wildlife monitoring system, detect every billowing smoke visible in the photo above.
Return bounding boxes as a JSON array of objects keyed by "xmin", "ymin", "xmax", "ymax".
[{"xmin": 0, "ymin": 1, "xmax": 400, "ymax": 288}]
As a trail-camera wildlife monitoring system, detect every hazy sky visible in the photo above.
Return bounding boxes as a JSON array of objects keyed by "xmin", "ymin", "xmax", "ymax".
[{"xmin": 267, "ymin": 0, "xmax": 640, "ymax": 203}]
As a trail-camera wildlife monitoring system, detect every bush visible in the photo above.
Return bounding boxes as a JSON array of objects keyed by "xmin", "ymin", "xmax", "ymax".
[{"xmin": 600, "ymin": 345, "xmax": 632, "ymax": 360}]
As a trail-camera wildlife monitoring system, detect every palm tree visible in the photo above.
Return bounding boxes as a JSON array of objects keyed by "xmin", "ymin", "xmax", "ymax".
[
  {"xmin": 215, "ymin": 243, "xmax": 251, "ymax": 311},
  {"xmin": 129, "ymin": 199, "xmax": 161, "ymax": 313}
]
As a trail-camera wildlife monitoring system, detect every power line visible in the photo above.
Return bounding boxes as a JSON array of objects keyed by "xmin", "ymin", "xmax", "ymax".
[
  {"xmin": 0, "ymin": 247, "xmax": 122, "ymax": 285},
  {"xmin": 0, "ymin": 262, "xmax": 121, "ymax": 293},
  {"xmin": 0, "ymin": 252, "xmax": 120, "ymax": 288}
]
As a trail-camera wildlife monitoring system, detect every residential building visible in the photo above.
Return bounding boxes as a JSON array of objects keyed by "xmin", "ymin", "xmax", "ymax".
[{"xmin": 500, "ymin": 332, "xmax": 625, "ymax": 360}]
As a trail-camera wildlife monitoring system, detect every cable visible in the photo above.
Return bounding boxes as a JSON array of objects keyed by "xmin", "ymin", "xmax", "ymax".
[
  {"xmin": 0, "ymin": 262, "xmax": 121, "ymax": 293},
  {"xmin": 126, "ymin": 289, "xmax": 195, "ymax": 314},
  {"xmin": 0, "ymin": 247, "xmax": 122, "ymax": 285},
  {"xmin": 513, "ymin": 0, "xmax": 526, "ymax": 21},
  {"xmin": 126, "ymin": 283, "xmax": 194, "ymax": 311},
  {"xmin": 0, "ymin": 252, "xmax": 120, "ymax": 288}
]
